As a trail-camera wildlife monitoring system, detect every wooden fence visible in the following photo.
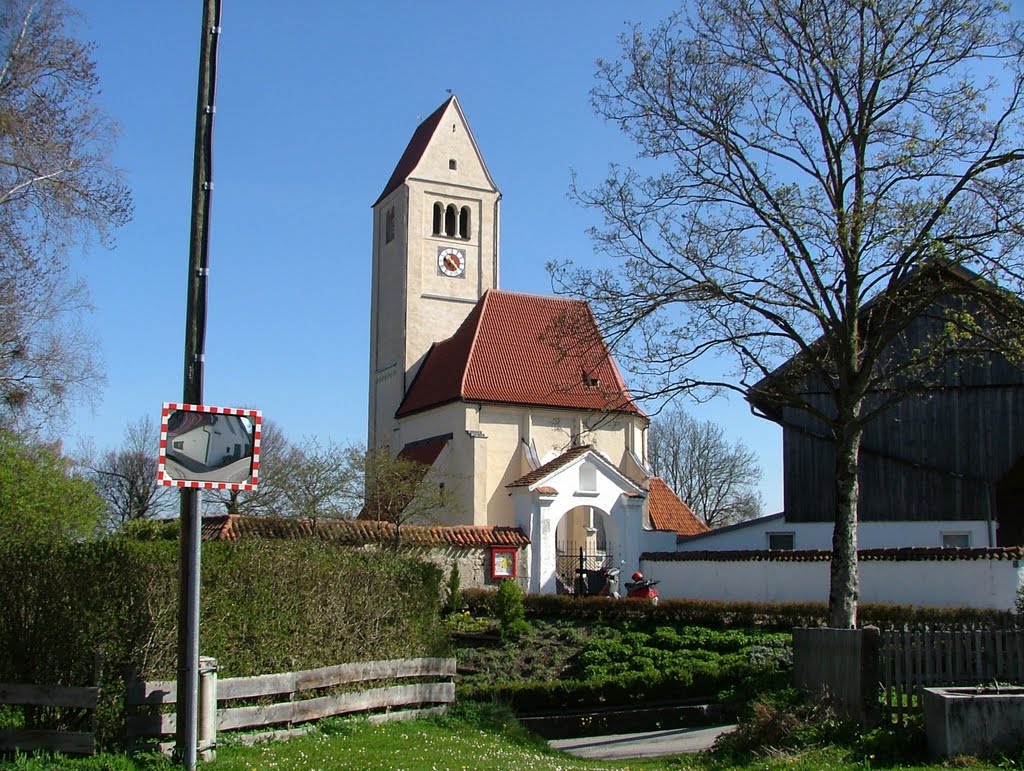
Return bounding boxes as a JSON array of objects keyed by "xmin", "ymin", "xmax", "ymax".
[
  {"xmin": 880, "ymin": 628, "xmax": 1024, "ymax": 722},
  {"xmin": 124, "ymin": 656, "xmax": 456, "ymax": 754},
  {"xmin": 0, "ymin": 681, "xmax": 100, "ymax": 755}
]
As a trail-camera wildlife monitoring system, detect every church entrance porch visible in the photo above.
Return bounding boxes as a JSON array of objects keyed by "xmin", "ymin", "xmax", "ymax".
[
  {"xmin": 554, "ymin": 505, "xmax": 617, "ymax": 595},
  {"xmin": 508, "ymin": 447, "xmax": 647, "ymax": 595}
]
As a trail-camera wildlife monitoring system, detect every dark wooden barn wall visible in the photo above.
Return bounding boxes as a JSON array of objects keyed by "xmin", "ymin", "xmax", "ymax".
[{"xmin": 781, "ymin": 382, "xmax": 1024, "ymax": 524}]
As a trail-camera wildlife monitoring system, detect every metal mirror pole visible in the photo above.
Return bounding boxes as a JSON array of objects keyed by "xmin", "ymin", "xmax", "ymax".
[{"xmin": 176, "ymin": 0, "xmax": 221, "ymax": 767}]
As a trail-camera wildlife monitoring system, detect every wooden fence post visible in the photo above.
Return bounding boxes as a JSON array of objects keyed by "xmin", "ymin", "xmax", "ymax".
[{"xmin": 860, "ymin": 626, "xmax": 881, "ymax": 727}]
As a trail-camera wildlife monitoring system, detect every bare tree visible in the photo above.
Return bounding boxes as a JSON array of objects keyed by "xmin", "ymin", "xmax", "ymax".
[
  {"xmin": 0, "ymin": 0, "xmax": 131, "ymax": 432},
  {"xmin": 80, "ymin": 417, "xmax": 172, "ymax": 529},
  {"xmin": 649, "ymin": 408, "xmax": 762, "ymax": 528},
  {"xmin": 554, "ymin": 0, "xmax": 1024, "ymax": 627},
  {"xmin": 359, "ymin": 447, "xmax": 459, "ymax": 545},
  {"xmin": 207, "ymin": 418, "xmax": 290, "ymax": 516},
  {"xmin": 277, "ymin": 438, "xmax": 361, "ymax": 521}
]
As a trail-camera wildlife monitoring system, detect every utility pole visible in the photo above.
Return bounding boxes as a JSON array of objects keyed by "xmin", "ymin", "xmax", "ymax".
[{"xmin": 176, "ymin": 0, "xmax": 222, "ymax": 767}]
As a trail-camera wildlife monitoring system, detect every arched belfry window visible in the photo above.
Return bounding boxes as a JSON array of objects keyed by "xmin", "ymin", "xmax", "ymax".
[
  {"xmin": 432, "ymin": 202, "xmax": 443, "ymax": 236},
  {"xmin": 444, "ymin": 204, "xmax": 457, "ymax": 237},
  {"xmin": 459, "ymin": 206, "xmax": 471, "ymax": 239}
]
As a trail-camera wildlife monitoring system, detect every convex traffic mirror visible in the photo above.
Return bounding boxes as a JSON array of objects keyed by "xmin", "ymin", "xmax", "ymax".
[{"xmin": 157, "ymin": 403, "xmax": 262, "ymax": 490}]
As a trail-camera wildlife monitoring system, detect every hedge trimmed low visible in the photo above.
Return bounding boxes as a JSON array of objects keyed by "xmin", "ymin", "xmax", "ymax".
[{"xmin": 462, "ymin": 589, "xmax": 1017, "ymax": 630}]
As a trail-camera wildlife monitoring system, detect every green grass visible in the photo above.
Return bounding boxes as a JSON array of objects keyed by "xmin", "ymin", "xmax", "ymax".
[{"xmin": 1, "ymin": 706, "xmax": 1015, "ymax": 771}]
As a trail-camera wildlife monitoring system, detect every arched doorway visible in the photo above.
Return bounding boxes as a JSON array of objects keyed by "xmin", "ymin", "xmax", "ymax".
[{"xmin": 554, "ymin": 505, "xmax": 618, "ymax": 594}]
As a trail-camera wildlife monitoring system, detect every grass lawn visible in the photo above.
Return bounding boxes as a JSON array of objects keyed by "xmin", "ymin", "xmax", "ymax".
[{"xmin": 0, "ymin": 709, "xmax": 1014, "ymax": 771}]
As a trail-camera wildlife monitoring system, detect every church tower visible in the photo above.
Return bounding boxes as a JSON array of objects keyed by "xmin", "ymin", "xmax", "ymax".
[{"xmin": 368, "ymin": 96, "xmax": 501, "ymax": 453}]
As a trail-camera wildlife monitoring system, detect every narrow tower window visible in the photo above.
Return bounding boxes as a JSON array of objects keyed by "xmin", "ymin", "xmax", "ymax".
[
  {"xmin": 432, "ymin": 202, "xmax": 443, "ymax": 236},
  {"xmin": 459, "ymin": 206, "xmax": 471, "ymax": 239},
  {"xmin": 385, "ymin": 206, "xmax": 395, "ymax": 243},
  {"xmin": 444, "ymin": 204, "xmax": 457, "ymax": 237},
  {"xmin": 449, "ymin": 159, "xmax": 457, "ymax": 170}
]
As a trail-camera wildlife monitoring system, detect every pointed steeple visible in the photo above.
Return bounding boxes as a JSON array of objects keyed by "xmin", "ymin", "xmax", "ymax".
[{"xmin": 373, "ymin": 95, "xmax": 498, "ymax": 206}]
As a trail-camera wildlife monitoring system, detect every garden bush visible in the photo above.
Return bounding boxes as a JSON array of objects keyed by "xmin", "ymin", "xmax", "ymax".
[{"xmin": 494, "ymin": 578, "xmax": 530, "ymax": 643}]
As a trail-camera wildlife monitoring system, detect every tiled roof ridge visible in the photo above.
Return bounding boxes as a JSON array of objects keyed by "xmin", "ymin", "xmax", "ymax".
[
  {"xmin": 507, "ymin": 444, "xmax": 594, "ymax": 488},
  {"xmin": 460, "ymin": 289, "xmax": 493, "ymax": 398},
  {"xmin": 201, "ymin": 514, "xmax": 530, "ymax": 548},
  {"xmin": 642, "ymin": 546, "xmax": 1024, "ymax": 562},
  {"xmin": 395, "ymin": 294, "xmax": 486, "ymax": 418}
]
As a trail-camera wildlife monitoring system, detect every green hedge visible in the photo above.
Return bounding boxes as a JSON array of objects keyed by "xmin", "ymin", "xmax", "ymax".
[
  {"xmin": 462, "ymin": 590, "xmax": 1017, "ymax": 630},
  {"xmin": 460, "ymin": 654, "xmax": 785, "ymax": 711},
  {"xmin": 0, "ymin": 537, "xmax": 446, "ymax": 747}
]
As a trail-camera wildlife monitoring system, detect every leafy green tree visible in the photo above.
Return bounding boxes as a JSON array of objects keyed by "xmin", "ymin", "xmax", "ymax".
[
  {"xmin": 556, "ymin": 0, "xmax": 1024, "ymax": 627},
  {"xmin": 0, "ymin": 429, "xmax": 104, "ymax": 543}
]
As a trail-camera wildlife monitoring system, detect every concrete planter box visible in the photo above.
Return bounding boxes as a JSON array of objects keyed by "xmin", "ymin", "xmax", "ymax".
[{"xmin": 923, "ymin": 686, "xmax": 1024, "ymax": 758}]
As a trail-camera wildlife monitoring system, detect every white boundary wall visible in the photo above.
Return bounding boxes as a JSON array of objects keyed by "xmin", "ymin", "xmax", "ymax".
[
  {"xmin": 643, "ymin": 554, "xmax": 1024, "ymax": 610},
  {"xmin": 676, "ymin": 517, "xmax": 995, "ymax": 551}
]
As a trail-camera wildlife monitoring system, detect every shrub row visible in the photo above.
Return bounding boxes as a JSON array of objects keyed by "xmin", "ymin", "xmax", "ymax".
[
  {"xmin": 0, "ymin": 537, "xmax": 446, "ymax": 746},
  {"xmin": 462, "ymin": 589, "xmax": 1017, "ymax": 630},
  {"xmin": 461, "ymin": 656, "xmax": 786, "ymax": 712}
]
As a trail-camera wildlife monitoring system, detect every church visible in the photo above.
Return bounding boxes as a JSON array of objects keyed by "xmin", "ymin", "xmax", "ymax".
[{"xmin": 366, "ymin": 96, "xmax": 705, "ymax": 594}]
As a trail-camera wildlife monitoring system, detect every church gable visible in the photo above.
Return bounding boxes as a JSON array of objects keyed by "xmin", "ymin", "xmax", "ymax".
[{"xmin": 506, "ymin": 445, "xmax": 644, "ymax": 498}]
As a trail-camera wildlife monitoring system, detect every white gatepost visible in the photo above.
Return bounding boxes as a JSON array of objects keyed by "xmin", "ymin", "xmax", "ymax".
[{"xmin": 197, "ymin": 656, "xmax": 218, "ymax": 761}]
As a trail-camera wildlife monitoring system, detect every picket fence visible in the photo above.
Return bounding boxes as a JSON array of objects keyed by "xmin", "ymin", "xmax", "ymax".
[
  {"xmin": 880, "ymin": 628, "xmax": 1024, "ymax": 721},
  {"xmin": 124, "ymin": 656, "xmax": 456, "ymax": 756}
]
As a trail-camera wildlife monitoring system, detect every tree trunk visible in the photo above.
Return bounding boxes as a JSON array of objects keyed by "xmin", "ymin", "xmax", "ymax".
[{"xmin": 829, "ymin": 418, "xmax": 863, "ymax": 628}]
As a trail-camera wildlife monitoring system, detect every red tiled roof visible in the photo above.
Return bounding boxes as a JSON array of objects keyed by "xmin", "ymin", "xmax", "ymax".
[
  {"xmin": 507, "ymin": 445, "xmax": 592, "ymax": 488},
  {"xmin": 397, "ymin": 290, "xmax": 643, "ymax": 418},
  {"xmin": 202, "ymin": 514, "xmax": 529, "ymax": 548},
  {"xmin": 374, "ymin": 97, "xmax": 453, "ymax": 206},
  {"xmin": 647, "ymin": 477, "xmax": 708, "ymax": 536},
  {"xmin": 642, "ymin": 547, "xmax": 1024, "ymax": 562}
]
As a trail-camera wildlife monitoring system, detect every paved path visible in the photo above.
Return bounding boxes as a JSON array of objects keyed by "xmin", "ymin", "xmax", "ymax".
[{"xmin": 549, "ymin": 724, "xmax": 738, "ymax": 760}]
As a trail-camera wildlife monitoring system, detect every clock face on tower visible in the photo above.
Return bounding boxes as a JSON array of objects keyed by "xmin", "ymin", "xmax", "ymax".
[{"xmin": 437, "ymin": 247, "xmax": 466, "ymax": 278}]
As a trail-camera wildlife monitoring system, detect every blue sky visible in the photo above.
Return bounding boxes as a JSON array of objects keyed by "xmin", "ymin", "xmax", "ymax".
[{"xmin": 65, "ymin": 1, "xmax": 783, "ymax": 513}]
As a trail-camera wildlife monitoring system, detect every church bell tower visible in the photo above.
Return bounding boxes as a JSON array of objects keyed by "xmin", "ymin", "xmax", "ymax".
[{"xmin": 367, "ymin": 96, "xmax": 501, "ymax": 453}]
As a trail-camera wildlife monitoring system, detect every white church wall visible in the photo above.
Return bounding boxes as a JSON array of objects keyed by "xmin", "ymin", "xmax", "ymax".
[
  {"xmin": 676, "ymin": 516, "xmax": 994, "ymax": 551},
  {"xmin": 526, "ymin": 408, "xmax": 645, "ymax": 473},
  {"xmin": 643, "ymin": 554, "xmax": 1024, "ymax": 610},
  {"xmin": 391, "ymin": 403, "xmax": 477, "ymax": 527},
  {"xmin": 480, "ymin": 406, "xmax": 524, "ymax": 528}
]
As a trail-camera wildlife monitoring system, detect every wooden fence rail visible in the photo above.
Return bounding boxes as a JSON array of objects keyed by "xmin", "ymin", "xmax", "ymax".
[
  {"xmin": 0, "ymin": 682, "xmax": 100, "ymax": 755},
  {"xmin": 880, "ymin": 628, "xmax": 1024, "ymax": 722},
  {"xmin": 124, "ymin": 656, "xmax": 456, "ymax": 754}
]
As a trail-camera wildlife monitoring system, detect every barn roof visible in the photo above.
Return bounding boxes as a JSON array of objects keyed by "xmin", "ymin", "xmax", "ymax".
[{"xmin": 745, "ymin": 262, "xmax": 1012, "ymax": 421}]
